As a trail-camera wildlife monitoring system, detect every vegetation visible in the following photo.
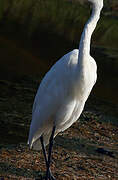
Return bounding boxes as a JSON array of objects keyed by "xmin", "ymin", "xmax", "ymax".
[{"xmin": 1, "ymin": 0, "xmax": 118, "ymax": 49}]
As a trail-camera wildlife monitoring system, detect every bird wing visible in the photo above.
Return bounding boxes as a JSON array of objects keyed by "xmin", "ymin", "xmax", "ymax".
[
  {"xmin": 28, "ymin": 49, "xmax": 79, "ymax": 147},
  {"xmin": 32, "ymin": 49, "xmax": 79, "ymax": 115}
]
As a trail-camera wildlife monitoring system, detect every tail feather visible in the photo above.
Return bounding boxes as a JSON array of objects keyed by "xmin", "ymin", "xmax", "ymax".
[
  {"xmin": 28, "ymin": 130, "xmax": 53, "ymax": 151},
  {"xmin": 32, "ymin": 132, "xmax": 52, "ymax": 150}
]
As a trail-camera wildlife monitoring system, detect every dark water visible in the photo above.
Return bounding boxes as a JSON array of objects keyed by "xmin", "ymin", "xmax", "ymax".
[
  {"xmin": 0, "ymin": 35, "xmax": 118, "ymax": 105},
  {"xmin": 0, "ymin": 35, "xmax": 118, "ymax": 145},
  {"xmin": 92, "ymin": 46, "xmax": 118, "ymax": 105}
]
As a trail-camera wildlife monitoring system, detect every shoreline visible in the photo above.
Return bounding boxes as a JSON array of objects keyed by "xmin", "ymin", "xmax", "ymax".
[{"xmin": 0, "ymin": 76, "xmax": 118, "ymax": 179}]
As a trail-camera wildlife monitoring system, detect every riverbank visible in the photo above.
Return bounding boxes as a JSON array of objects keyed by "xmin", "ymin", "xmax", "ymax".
[{"xmin": 0, "ymin": 76, "xmax": 118, "ymax": 179}]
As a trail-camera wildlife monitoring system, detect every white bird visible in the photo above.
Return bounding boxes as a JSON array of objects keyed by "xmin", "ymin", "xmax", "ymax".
[{"xmin": 28, "ymin": 0, "xmax": 103, "ymax": 179}]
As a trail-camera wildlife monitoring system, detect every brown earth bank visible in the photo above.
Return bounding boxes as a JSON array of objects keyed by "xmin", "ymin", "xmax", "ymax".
[{"xmin": 0, "ymin": 77, "xmax": 118, "ymax": 179}]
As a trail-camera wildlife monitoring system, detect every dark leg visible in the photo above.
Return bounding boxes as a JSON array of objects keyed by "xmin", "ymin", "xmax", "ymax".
[
  {"xmin": 40, "ymin": 136, "xmax": 55, "ymax": 180},
  {"xmin": 45, "ymin": 126, "xmax": 56, "ymax": 180}
]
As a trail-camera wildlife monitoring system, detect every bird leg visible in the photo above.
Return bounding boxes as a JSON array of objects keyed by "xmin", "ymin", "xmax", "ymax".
[
  {"xmin": 40, "ymin": 136, "xmax": 55, "ymax": 180},
  {"xmin": 45, "ymin": 126, "xmax": 56, "ymax": 180}
]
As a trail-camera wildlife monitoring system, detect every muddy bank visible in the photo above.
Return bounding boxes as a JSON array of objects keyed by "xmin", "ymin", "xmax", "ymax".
[{"xmin": 0, "ymin": 76, "xmax": 118, "ymax": 179}]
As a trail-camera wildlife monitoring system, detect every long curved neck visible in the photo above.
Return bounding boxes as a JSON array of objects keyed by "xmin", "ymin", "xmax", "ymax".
[{"xmin": 78, "ymin": 4, "xmax": 102, "ymax": 67}]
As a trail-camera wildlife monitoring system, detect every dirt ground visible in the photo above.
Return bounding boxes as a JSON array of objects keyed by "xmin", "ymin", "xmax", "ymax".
[{"xmin": 0, "ymin": 77, "xmax": 118, "ymax": 179}]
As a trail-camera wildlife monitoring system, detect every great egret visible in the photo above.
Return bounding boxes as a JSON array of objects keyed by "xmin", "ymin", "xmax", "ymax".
[{"xmin": 28, "ymin": 0, "xmax": 103, "ymax": 179}]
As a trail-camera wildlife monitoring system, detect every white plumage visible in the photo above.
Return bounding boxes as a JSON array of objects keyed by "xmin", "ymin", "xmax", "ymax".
[
  {"xmin": 28, "ymin": 48, "xmax": 97, "ymax": 150},
  {"xmin": 28, "ymin": 1, "xmax": 103, "ymax": 178},
  {"xmin": 28, "ymin": 0, "xmax": 103, "ymax": 155}
]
